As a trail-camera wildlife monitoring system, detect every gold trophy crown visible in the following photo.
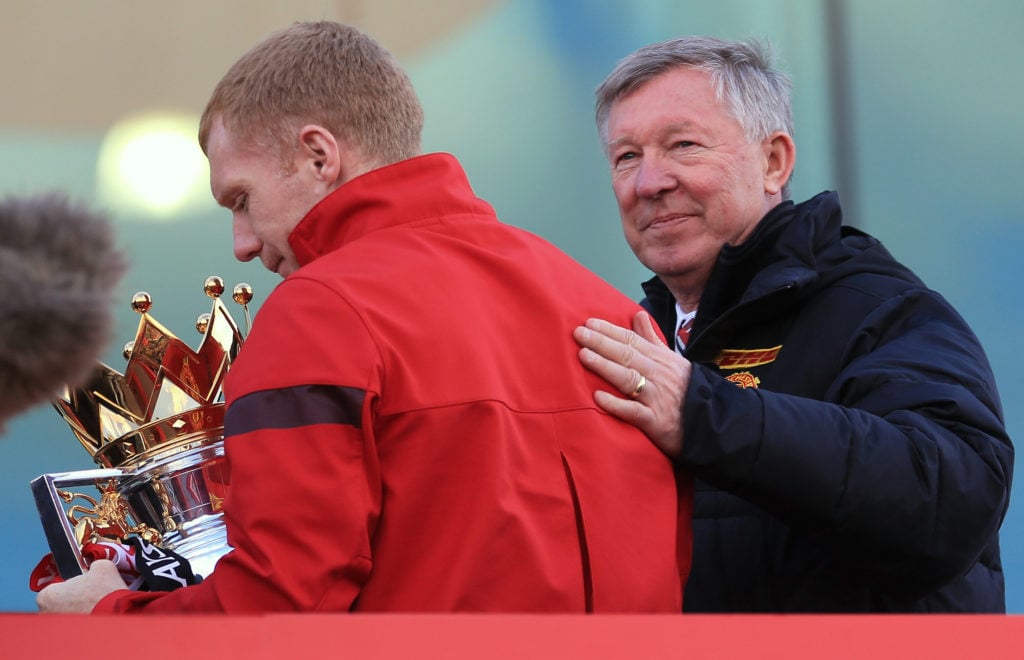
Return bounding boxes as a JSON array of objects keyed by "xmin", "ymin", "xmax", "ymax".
[{"xmin": 53, "ymin": 276, "xmax": 252, "ymax": 469}]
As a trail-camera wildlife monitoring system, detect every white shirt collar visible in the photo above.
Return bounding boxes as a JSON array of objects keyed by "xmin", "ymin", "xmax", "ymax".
[{"xmin": 674, "ymin": 302, "xmax": 697, "ymax": 353}]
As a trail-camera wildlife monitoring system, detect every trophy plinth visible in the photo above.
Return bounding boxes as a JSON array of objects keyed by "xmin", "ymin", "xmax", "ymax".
[{"xmin": 32, "ymin": 277, "xmax": 251, "ymax": 580}]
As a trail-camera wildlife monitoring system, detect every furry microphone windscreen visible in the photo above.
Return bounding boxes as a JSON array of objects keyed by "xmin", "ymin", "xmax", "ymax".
[{"xmin": 0, "ymin": 193, "xmax": 127, "ymax": 427}]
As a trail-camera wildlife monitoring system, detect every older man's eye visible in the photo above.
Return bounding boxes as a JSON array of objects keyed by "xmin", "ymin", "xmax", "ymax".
[{"xmin": 613, "ymin": 151, "xmax": 638, "ymax": 168}]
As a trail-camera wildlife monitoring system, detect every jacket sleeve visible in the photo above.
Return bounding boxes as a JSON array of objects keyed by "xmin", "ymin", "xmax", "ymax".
[
  {"xmin": 680, "ymin": 287, "xmax": 1013, "ymax": 597},
  {"xmin": 93, "ymin": 277, "xmax": 384, "ymax": 613}
]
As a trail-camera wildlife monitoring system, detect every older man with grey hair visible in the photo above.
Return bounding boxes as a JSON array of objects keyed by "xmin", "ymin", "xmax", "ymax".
[{"xmin": 575, "ymin": 35, "xmax": 1013, "ymax": 612}]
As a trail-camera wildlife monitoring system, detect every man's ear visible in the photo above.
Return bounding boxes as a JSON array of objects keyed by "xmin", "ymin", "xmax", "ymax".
[
  {"xmin": 762, "ymin": 131, "xmax": 796, "ymax": 197},
  {"xmin": 297, "ymin": 124, "xmax": 344, "ymax": 185}
]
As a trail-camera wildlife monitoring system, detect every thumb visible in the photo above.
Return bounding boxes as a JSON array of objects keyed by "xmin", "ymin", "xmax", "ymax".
[{"xmin": 88, "ymin": 559, "xmax": 121, "ymax": 576}]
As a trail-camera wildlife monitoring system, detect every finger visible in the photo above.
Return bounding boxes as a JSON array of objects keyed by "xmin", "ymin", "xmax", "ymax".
[
  {"xmin": 575, "ymin": 323, "xmax": 647, "ymax": 369},
  {"xmin": 578, "ymin": 346, "xmax": 642, "ymax": 395},
  {"xmin": 633, "ymin": 311, "xmax": 666, "ymax": 346},
  {"xmin": 593, "ymin": 389, "xmax": 646, "ymax": 424},
  {"xmin": 597, "ymin": 385, "xmax": 683, "ymax": 459},
  {"xmin": 38, "ymin": 559, "xmax": 127, "ymax": 613},
  {"xmin": 626, "ymin": 373, "xmax": 647, "ymax": 399},
  {"xmin": 584, "ymin": 316, "xmax": 666, "ymax": 360},
  {"xmin": 581, "ymin": 317, "xmax": 635, "ymax": 342},
  {"xmin": 88, "ymin": 559, "xmax": 122, "ymax": 580},
  {"xmin": 36, "ymin": 576, "xmax": 77, "ymax": 613},
  {"xmin": 593, "ymin": 390, "xmax": 663, "ymax": 446},
  {"xmin": 574, "ymin": 324, "xmax": 630, "ymax": 364}
]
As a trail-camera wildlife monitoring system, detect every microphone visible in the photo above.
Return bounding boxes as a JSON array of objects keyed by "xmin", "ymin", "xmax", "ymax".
[{"xmin": 0, "ymin": 193, "xmax": 127, "ymax": 428}]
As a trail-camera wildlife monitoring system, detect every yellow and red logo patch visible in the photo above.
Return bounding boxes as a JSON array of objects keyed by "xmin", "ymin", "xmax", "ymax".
[
  {"xmin": 725, "ymin": 371, "xmax": 761, "ymax": 389},
  {"xmin": 713, "ymin": 345, "xmax": 781, "ymax": 390},
  {"xmin": 714, "ymin": 345, "xmax": 782, "ymax": 370}
]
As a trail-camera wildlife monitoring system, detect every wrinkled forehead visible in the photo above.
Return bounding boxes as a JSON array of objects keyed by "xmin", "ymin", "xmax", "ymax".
[{"xmin": 606, "ymin": 68, "xmax": 726, "ymax": 129}]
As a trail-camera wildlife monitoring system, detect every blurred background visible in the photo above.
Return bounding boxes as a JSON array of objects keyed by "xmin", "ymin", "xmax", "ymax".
[{"xmin": 2, "ymin": 0, "xmax": 1021, "ymax": 612}]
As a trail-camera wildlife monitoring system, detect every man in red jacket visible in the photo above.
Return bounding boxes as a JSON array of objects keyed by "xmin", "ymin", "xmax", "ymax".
[{"xmin": 37, "ymin": 21, "xmax": 689, "ymax": 614}]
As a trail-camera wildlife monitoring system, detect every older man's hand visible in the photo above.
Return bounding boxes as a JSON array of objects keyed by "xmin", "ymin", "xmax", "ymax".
[
  {"xmin": 36, "ymin": 559, "xmax": 128, "ymax": 613},
  {"xmin": 574, "ymin": 310, "xmax": 690, "ymax": 458}
]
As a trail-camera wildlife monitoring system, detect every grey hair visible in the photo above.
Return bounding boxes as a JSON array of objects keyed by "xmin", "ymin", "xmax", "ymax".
[
  {"xmin": 0, "ymin": 193, "xmax": 126, "ymax": 427},
  {"xmin": 595, "ymin": 36, "xmax": 794, "ymax": 194}
]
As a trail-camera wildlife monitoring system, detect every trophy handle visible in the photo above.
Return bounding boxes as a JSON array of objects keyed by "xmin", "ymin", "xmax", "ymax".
[{"xmin": 31, "ymin": 468, "xmax": 124, "ymax": 578}]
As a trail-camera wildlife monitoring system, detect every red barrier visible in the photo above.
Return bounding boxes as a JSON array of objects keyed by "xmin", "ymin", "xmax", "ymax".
[{"xmin": 4, "ymin": 613, "xmax": 1022, "ymax": 659}]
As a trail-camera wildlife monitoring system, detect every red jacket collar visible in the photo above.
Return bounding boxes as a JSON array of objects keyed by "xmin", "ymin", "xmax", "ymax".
[{"xmin": 289, "ymin": 153, "xmax": 495, "ymax": 267}]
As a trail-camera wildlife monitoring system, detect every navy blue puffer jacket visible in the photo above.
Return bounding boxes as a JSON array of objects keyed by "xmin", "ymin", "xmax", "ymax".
[{"xmin": 641, "ymin": 191, "xmax": 1013, "ymax": 612}]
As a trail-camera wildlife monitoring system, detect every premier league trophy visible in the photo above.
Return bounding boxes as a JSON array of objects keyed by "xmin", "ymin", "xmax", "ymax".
[{"xmin": 31, "ymin": 276, "xmax": 252, "ymax": 583}]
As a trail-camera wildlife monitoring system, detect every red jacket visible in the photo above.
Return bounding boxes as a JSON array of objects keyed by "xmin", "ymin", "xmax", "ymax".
[{"xmin": 95, "ymin": 153, "xmax": 690, "ymax": 613}]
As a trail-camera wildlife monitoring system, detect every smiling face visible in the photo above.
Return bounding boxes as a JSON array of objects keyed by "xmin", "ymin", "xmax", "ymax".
[
  {"xmin": 206, "ymin": 118, "xmax": 330, "ymax": 278},
  {"xmin": 605, "ymin": 66, "xmax": 787, "ymax": 306}
]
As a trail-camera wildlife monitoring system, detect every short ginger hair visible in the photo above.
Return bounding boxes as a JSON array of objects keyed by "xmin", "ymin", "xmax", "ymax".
[{"xmin": 198, "ymin": 21, "xmax": 423, "ymax": 167}]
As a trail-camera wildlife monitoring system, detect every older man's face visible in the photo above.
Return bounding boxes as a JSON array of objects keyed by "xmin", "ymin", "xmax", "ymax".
[{"xmin": 605, "ymin": 66, "xmax": 778, "ymax": 296}]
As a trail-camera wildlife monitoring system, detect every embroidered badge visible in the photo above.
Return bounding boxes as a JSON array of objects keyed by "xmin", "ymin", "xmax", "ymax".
[
  {"xmin": 714, "ymin": 345, "xmax": 782, "ymax": 370},
  {"xmin": 725, "ymin": 371, "xmax": 761, "ymax": 389}
]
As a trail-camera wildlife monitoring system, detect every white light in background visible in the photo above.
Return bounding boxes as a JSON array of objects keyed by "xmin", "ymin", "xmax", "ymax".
[{"xmin": 96, "ymin": 112, "xmax": 211, "ymax": 220}]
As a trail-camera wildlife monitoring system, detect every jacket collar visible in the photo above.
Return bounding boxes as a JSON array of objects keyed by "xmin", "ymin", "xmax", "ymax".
[
  {"xmin": 642, "ymin": 191, "xmax": 845, "ymax": 344},
  {"xmin": 288, "ymin": 152, "xmax": 496, "ymax": 267}
]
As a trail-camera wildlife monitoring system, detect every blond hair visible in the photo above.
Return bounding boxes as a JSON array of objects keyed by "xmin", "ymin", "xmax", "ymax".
[{"xmin": 199, "ymin": 21, "xmax": 423, "ymax": 166}]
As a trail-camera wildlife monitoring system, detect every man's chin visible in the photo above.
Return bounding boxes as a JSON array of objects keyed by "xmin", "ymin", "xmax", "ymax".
[{"xmin": 638, "ymin": 251, "xmax": 697, "ymax": 278}]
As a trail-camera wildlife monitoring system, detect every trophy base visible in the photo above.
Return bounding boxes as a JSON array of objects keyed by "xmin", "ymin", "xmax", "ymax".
[{"xmin": 32, "ymin": 440, "xmax": 233, "ymax": 581}]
